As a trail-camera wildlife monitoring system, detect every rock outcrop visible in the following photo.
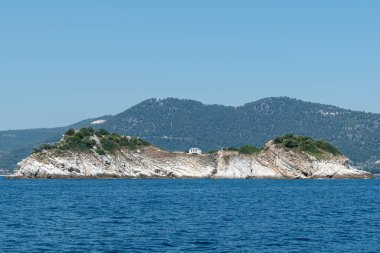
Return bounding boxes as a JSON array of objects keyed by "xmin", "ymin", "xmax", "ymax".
[{"xmin": 10, "ymin": 143, "xmax": 374, "ymax": 179}]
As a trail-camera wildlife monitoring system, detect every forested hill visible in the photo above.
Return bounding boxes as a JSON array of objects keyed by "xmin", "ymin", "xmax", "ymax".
[
  {"xmin": 102, "ymin": 97, "xmax": 380, "ymax": 165},
  {"xmin": 1, "ymin": 97, "xmax": 380, "ymax": 173}
]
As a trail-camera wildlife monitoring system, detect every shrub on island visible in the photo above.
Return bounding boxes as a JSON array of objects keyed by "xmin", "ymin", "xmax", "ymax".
[
  {"xmin": 222, "ymin": 145, "xmax": 261, "ymax": 155},
  {"xmin": 33, "ymin": 128, "xmax": 150, "ymax": 155},
  {"xmin": 238, "ymin": 145, "xmax": 261, "ymax": 155},
  {"xmin": 273, "ymin": 134, "xmax": 341, "ymax": 158}
]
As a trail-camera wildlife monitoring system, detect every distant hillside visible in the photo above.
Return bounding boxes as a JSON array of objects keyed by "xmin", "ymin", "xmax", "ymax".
[
  {"xmin": 0, "ymin": 117, "xmax": 112, "ymax": 172},
  {"xmin": 1, "ymin": 97, "xmax": 380, "ymax": 173}
]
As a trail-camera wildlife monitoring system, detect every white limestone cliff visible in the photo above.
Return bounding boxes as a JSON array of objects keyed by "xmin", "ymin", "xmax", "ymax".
[{"xmin": 10, "ymin": 143, "xmax": 374, "ymax": 179}]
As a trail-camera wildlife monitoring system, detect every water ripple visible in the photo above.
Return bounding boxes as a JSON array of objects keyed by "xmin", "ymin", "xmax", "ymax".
[{"xmin": 0, "ymin": 177, "xmax": 379, "ymax": 252}]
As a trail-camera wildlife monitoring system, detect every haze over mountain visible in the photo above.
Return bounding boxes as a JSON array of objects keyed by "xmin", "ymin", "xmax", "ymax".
[{"xmin": 1, "ymin": 97, "xmax": 380, "ymax": 173}]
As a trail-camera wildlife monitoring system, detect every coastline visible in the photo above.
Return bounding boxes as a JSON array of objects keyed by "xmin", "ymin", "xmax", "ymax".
[
  {"xmin": 10, "ymin": 131, "xmax": 375, "ymax": 180},
  {"xmin": 7, "ymin": 173, "xmax": 376, "ymax": 180}
]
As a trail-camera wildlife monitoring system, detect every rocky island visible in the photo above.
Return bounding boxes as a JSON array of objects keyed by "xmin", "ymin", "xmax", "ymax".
[{"xmin": 10, "ymin": 128, "xmax": 374, "ymax": 179}]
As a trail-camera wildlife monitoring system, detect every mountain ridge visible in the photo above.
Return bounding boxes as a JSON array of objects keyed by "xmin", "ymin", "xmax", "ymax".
[{"xmin": 1, "ymin": 97, "xmax": 380, "ymax": 173}]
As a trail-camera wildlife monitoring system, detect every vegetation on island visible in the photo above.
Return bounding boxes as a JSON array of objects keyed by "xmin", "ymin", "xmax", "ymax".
[
  {"xmin": 32, "ymin": 128, "xmax": 150, "ymax": 155},
  {"xmin": 209, "ymin": 134, "xmax": 341, "ymax": 160},
  {"xmin": 32, "ymin": 129, "xmax": 340, "ymax": 161},
  {"xmin": 273, "ymin": 133, "xmax": 341, "ymax": 159},
  {"xmin": 220, "ymin": 145, "xmax": 262, "ymax": 155}
]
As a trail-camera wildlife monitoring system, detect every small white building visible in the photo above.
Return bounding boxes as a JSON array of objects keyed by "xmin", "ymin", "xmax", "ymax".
[{"xmin": 189, "ymin": 148, "xmax": 202, "ymax": 155}]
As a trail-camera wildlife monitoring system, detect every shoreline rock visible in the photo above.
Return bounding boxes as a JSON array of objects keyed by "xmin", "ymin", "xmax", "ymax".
[{"xmin": 9, "ymin": 144, "xmax": 374, "ymax": 180}]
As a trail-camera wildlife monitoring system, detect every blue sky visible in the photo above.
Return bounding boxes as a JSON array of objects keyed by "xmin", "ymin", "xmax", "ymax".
[{"xmin": 0, "ymin": 0, "xmax": 379, "ymax": 130}]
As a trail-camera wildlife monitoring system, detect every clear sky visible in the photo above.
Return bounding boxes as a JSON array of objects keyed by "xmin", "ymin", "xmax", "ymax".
[{"xmin": 1, "ymin": 0, "xmax": 379, "ymax": 130}]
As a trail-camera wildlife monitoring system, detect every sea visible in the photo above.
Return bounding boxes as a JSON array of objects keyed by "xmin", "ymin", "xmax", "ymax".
[{"xmin": 0, "ymin": 177, "xmax": 379, "ymax": 252}]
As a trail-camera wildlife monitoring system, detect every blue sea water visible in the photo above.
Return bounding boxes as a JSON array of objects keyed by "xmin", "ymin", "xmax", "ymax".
[{"xmin": 0, "ymin": 177, "xmax": 379, "ymax": 252}]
